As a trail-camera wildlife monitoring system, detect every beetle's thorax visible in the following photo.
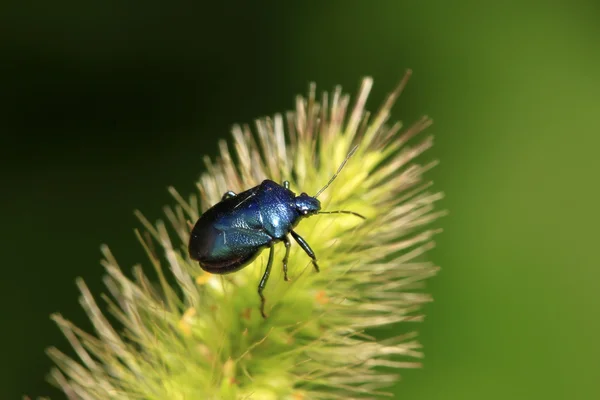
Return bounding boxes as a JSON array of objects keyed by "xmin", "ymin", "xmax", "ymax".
[{"xmin": 251, "ymin": 180, "xmax": 298, "ymax": 238}]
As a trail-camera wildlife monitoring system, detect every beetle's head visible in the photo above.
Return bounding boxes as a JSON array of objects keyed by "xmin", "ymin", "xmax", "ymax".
[{"xmin": 295, "ymin": 193, "xmax": 321, "ymax": 216}]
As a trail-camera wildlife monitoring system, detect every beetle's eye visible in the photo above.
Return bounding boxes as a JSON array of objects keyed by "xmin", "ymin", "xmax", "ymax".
[{"xmin": 303, "ymin": 210, "xmax": 308, "ymax": 215}]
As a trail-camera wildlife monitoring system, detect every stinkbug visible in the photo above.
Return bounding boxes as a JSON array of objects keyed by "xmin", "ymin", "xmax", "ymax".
[{"xmin": 188, "ymin": 146, "xmax": 364, "ymax": 318}]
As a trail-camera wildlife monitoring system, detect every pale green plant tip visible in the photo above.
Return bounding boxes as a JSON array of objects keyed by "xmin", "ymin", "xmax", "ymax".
[{"xmin": 45, "ymin": 71, "xmax": 444, "ymax": 399}]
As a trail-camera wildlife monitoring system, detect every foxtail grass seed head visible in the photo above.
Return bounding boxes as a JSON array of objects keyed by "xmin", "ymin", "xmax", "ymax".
[{"xmin": 46, "ymin": 71, "xmax": 445, "ymax": 400}]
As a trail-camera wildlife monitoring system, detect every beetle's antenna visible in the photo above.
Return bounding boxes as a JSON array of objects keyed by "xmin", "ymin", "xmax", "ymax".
[
  {"xmin": 314, "ymin": 145, "xmax": 359, "ymax": 198},
  {"xmin": 317, "ymin": 210, "xmax": 366, "ymax": 219}
]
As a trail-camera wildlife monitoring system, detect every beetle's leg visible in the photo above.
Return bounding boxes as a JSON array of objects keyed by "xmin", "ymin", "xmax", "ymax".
[
  {"xmin": 290, "ymin": 230, "xmax": 320, "ymax": 273},
  {"xmin": 258, "ymin": 244, "xmax": 275, "ymax": 318},
  {"xmin": 282, "ymin": 235, "xmax": 291, "ymax": 281},
  {"xmin": 221, "ymin": 191, "xmax": 236, "ymax": 201},
  {"xmin": 283, "ymin": 180, "xmax": 290, "ymax": 189}
]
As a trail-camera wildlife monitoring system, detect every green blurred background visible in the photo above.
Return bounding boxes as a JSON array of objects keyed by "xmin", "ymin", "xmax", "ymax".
[{"xmin": 2, "ymin": 0, "xmax": 599, "ymax": 398}]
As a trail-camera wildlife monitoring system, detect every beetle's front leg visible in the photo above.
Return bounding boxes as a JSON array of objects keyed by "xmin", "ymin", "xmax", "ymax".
[
  {"xmin": 221, "ymin": 191, "xmax": 236, "ymax": 200},
  {"xmin": 283, "ymin": 180, "xmax": 290, "ymax": 189},
  {"xmin": 258, "ymin": 244, "xmax": 275, "ymax": 318},
  {"xmin": 290, "ymin": 230, "xmax": 320, "ymax": 273},
  {"xmin": 282, "ymin": 236, "xmax": 291, "ymax": 281}
]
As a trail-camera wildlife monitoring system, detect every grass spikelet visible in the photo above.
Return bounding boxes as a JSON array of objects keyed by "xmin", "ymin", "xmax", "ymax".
[{"xmin": 46, "ymin": 70, "xmax": 445, "ymax": 399}]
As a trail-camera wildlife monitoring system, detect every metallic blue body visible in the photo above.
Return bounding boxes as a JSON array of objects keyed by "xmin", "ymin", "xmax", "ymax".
[
  {"xmin": 188, "ymin": 179, "xmax": 320, "ymax": 274},
  {"xmin": 187, "ymin": 148, "xmax": 364, "ymax": 319}
]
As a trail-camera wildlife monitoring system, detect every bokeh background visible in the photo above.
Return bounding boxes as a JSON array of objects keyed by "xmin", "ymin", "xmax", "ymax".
[{"xmin": 2, "ymin": 0, "xmax": 599, "ymax": 399}]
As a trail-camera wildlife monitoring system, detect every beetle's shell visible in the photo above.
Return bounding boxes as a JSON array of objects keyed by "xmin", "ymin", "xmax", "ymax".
[{"xmin": 189, "ymin": 180, "xmax": 301, "ymax": 274}]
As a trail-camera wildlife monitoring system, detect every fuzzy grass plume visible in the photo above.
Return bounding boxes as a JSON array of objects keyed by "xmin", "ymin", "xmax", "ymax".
[{"xmin": 46, "ymin": 71, "xmax": 445, "ymax": 399}]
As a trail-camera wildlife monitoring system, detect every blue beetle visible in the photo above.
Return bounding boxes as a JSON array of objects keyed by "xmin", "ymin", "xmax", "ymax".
[{"xmin": 188, "ymin": 147, "xmax": 364, "ymax": 318}]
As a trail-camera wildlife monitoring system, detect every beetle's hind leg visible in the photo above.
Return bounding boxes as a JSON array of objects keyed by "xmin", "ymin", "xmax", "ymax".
[
  {"xmin": 282, "ymin": 236, "xmax": 291, "ymax": 281},
  {"xmin": 221, "ymin": 191, "xmax": 236, "ymax": 200},
  {"xmin": 290, "ymin": 230, "xmax": 320, "ymax": 273},
  {"xmin": 258, "ymin": 244, "xmax": 275, "ymax": 318}
]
